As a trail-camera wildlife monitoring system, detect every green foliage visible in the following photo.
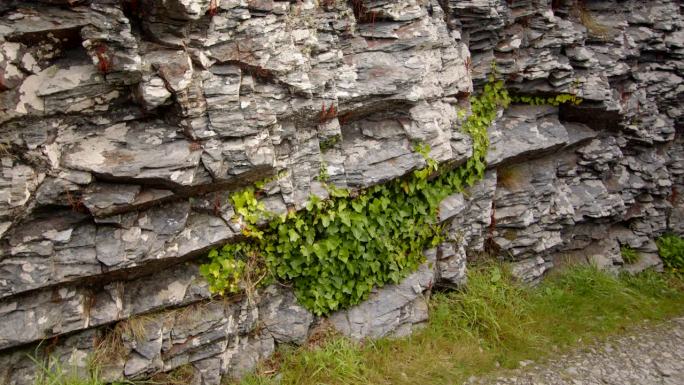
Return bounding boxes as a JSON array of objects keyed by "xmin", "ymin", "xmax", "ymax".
[
  {"xmin": 30, "ymin": 354, "xmax": 196, "ymax": 385},
  {"xmin": 254, "ymin": 170, "xmax": 289, "ymax": 190},
  {"xmin": 457, "ymin": 75, "xmax": 511, "ymax": 186},
  {"xmin": 230, "ymin": 187, "xmax": 267, "ymax": 225},
  {"xmin": 235, "ymin": 265, "xmax": 684, "ymax": 385},
  {"xmin": 201, "ymin": 76, "xmax": 512, "ymax": 316},
  {"xmin": 30, "ymin": 354, "xmax": 134, "ymax": 385},
  {"xmin": 511, "ymin": 93, "xmax": 582, "ymax": 106},
  {"xmin": 620, "ymin": 246, "xmax": 641, "ymax": 265},
  {"xmin": 657, "ymin": 234, "xmax": 684, "ymax": 277},
  {"xmin": 319, "ymin": 134, "xmax": 341, "ymax": 151},
  {"xmin": 200, "ymin": 245, "xmax": 249, "ymax": 295},
  {"xmin": 317, "ymin": 161, "xmax": 330, "ymax": 182}
]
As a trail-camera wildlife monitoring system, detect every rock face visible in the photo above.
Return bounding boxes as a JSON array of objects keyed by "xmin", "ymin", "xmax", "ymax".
[{"xmin": 0, "ymin": 0, "xmax": 682, "ymax": 384}]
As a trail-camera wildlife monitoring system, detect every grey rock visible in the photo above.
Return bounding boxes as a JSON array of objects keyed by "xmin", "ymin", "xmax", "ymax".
[
  {"xmin": 487, "ymin": 105, "xmax": 569, "ymax": 167},
  {"xmin": 83, "ymin": 183, "xmax": 174, "ymax": 217},
  {"xmin": 258, "ymin": 286, "xmax": 314, "ymax": 345},
  {"xmin": 328, "ymin": 253, "xmax": 435, "ymax": 340},
  {"xmin": 510, "ymin": 257, "xmax": 553, "ymax": 284},
  {"xmin": 222, "ymin": 333, "xmax": 275, "ymax": 379},
  {"xmin": 434, "ymin": 242, "xmax": 468, "ymax": 288},
  {"xmin": 61, "ymin": 122, "xmax": 204, "ymax": 188},
  {"xmin": 444, "ymin": 170, "xmax": 498, "ymax": 253}
]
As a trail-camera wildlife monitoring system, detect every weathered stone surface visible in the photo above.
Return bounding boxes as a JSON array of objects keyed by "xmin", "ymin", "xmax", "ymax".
[
  {"xmin": 1, "ymin": 0, "xmax": 683, "ymax": 383},
  {"xmin": 258, "ymin": 286, "xmax": 314, "ymax": 345},
  {"xmin": 329, "ymin": 254, "xmax": 435, "ymax": 340},
  {"xmin": 0, "ymin": 195, "xmax": 238, "ymax": 300},
  {"xmin": 487, "ymin": 105, "xmax": 569, "ymax": 167},
  {"xmin": 443, "ymin": 170, "xmax": 498, "ymax": 254},
  {"xmin": 492, "ymin": 158, "xmax": 573, "ymax": 260},
  {"xmin": 0, "ymin": 261, "xmax": 210, "ymax": 351},
  {"xmin": 510, "ymin": 256, "xmax": 553, "ymax": 284}
]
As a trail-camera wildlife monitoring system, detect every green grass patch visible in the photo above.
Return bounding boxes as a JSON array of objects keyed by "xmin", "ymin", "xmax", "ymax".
[
  {"xmin": 237, "ymin": 264, "xmax": 684, "ymax": 385},
  {"xmin": 620, "ymin": 246, "xmax": 641, "ymax": 264},
  {"xmin": 657, "ymin": 234, "xmax": 684, "ymax": 277}
]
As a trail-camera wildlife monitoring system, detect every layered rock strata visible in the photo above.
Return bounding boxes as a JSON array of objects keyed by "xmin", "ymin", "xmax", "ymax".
[{"xmin": 0, "ymin": 0, "xmax": 682, "ymax": 384}]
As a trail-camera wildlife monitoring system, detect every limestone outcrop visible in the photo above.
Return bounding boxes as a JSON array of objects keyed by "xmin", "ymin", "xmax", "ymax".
[{"xmin": 0, "ymin": 1, "xmax": 682, "ymax": 384}]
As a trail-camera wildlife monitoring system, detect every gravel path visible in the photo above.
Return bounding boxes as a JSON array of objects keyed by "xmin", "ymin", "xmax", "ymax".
[{"xmin": 469, "ymin": 317, "xmax": 684, "ymax": 385}]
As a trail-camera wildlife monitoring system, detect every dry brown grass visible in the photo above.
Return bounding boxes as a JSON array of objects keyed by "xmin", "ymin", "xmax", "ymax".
[
  {"xmin": 91, "ymin": 315, "xmax": 153, "ymax": 367},
  {"xmin": 575, "ymin": 1, "xmax": 615, "ymax": 39},
  {"xmin": 497, "ymin": 165, "xmax": 527, "ymax": 190}
]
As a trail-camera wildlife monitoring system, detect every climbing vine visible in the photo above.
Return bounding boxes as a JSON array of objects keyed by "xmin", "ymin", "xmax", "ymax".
[{"xmin": 200, "ymin": 74, "xmax": 578, "ymax": 316}]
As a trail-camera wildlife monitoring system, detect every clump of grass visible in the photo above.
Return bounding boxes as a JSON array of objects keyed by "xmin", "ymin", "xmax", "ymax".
[
  {"xmin": 31, "ymin": 355, "xmax": 103, "ymax": 385},
  {"xmin": 497, "ymin": 165, "xmax": 526, "ymax": 190},
  {"xmin": 657, "ymin": 234, "xmax": 684, "ymax": 277},
  {"xmin": 30, "ymin": 354, "xmax": 137, "ymax": 385},
  {"xmin": 148, "ymin": 364, "xmax": 197, "ymax": 385},
  {"xmin": 91, "ymin": 315, "xmax": 153, "ymax": 372},
  {"xmin": 236, "ymin": 264, "xmax": 684, "ymax": 385},
  {"xmin": 32, "ymin": 355, "xmax": 194, "ymax": 385},
  {"xmin": 620, "ymin": 245, "xmax": 641, "ymax": 265},
  {"xmin": 574, "ymin": 1, "xmax": 614, "ymax": 39},
  {"xmin": 319, "ymin": 134, "xmax": 341, "ymax": 151}
]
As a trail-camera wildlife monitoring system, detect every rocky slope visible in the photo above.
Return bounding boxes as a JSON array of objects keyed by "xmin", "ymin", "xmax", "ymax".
[{"xmin": 0, "ymin": 0, "xmax": 682, "ymax": 384}]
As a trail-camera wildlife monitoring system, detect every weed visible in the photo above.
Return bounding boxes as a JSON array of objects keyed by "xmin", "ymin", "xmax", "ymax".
[
  {"xmin": 657, "ymin": 234, "xmax": 684, "ymax": 277},
  {"xmin": 668, "ymin": 186, "xmax": 679, "ymax": 205},
  {"xmin": 350, "ymin": 0, "xmax": 366, "ymax": 21},
  {"xmin": 213, "ymin": 194, "xmax": 223, "ymax": 216},
  {"xmin": 234, "ymin": 42, "xmax": 257, "ymax": 62},
  {"xmin": 254, "ymin": 170, "xmax": 289, "ymax": 190},
  {"xmin": 30, "ymin": 355, "xmax": 105, "ymax": 385},
  {"xmin": 338, "ymin": 111, "xmax": 353, "ymax": 125},
  {"xmin": 502, "ymin": 229, "xmax": 517, "ymax": 241},
  {"xmin": 319, "ymin": 134, "xmax": 340, "ymax": 151},
  {"xmin": 319, "ymin": 0, "xmax": 336, "ymax": 9},
  {"xmin": 511, "ymin": 93, "xmax": 582, "ymax": 106},
  {"xmin": 199, "ymin": 241, "xmax": 270, "ymax": 303},
  {"xmin": 620, "ymin": 246, "xmax": 641, "ymax": 265},
  {"xmin": 243, "ymin": 65, "xmax": 272, "ymax": 81},
  {"xmin": 317, "ymin": 161, "xmax": 330, "ymax": 182},
  {"xmin": 189, "ymin": 141, "xmax": 203, "ymax": 151},
  {"xmin": 0, "ymin": 140, "xmax": 14, "ymax": 157},
  {"xmin": 148, "ymin": 364, "xmax": 197, "ymax": 384},
  {"xmin": 92, "ymin": 316, "xmax": 150, "ymax": 368},
  {"xmin": 29, "ymin": 350, "xmax": 142, "ymax": 385}
]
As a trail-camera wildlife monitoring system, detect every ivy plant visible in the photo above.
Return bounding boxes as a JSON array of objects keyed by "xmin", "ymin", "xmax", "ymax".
[{"xmin": 200, "ymin": 74, "xmax": 579, "ymax": 316}]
